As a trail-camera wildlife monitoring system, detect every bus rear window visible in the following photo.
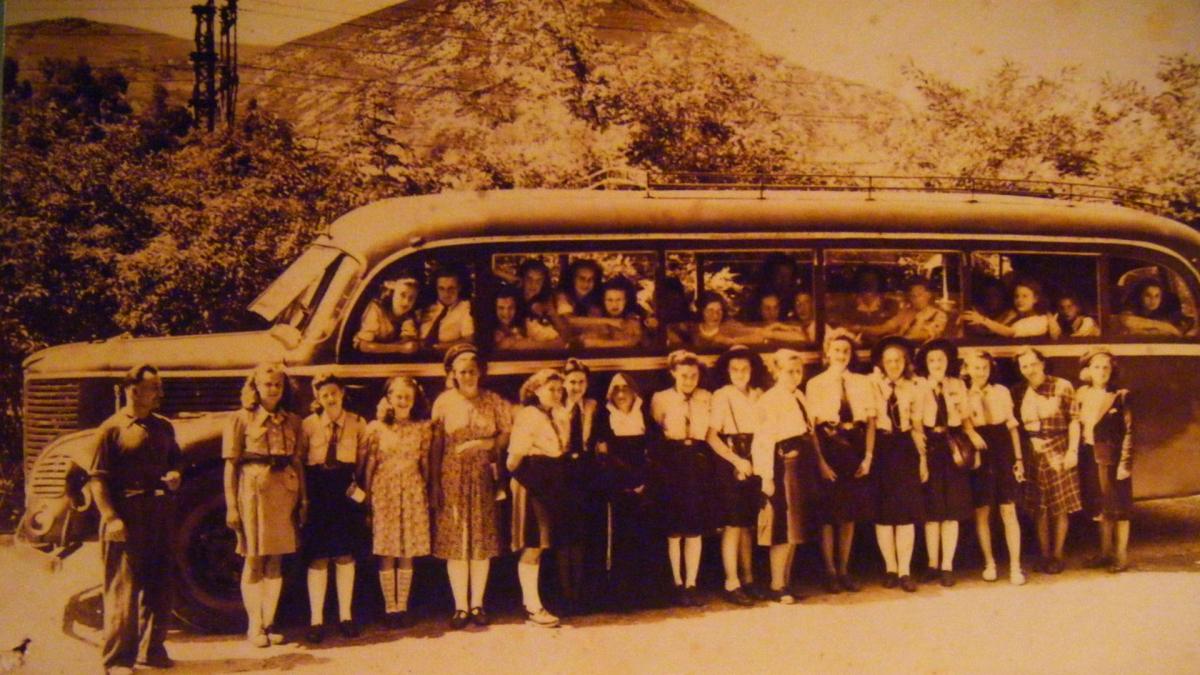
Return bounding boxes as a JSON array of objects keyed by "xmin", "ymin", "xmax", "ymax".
[{"xmin": 1109, "ymin": 257, "xmax": 1198, "ymax": 339}]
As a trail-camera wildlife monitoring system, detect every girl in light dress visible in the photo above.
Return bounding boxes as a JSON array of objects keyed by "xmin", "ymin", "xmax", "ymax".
[{"xmin": 365, "ymin": 376, "xmax": 432, "ymax": 629}]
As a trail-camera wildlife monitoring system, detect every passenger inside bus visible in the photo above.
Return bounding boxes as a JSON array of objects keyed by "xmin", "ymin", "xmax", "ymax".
[
  {"xmin": 840, "ymin": 266, "xmax": 901, "ymax": 329},
  {"xmin": 964, "ymin": 277, "xmax": 1010, "ymax": 338},
  {"xmin": 577, "ymin": 276, "xmax": 646, "ymax": 349},
  {"xmin": 516, "ymin": 259, "xmax": 563, "ymax": 339},
  {"xmin": 419, "ymin": 265, "xmax": 475, "ymax": 350},
  {"xmin": 752, "ymin": 289, "xmax": 819, "ymax": 345},
  {"xmin": 689, "ymin": 291, "xmax": 750, "ymax": 349},
  {"xmin": 853, "ymin": 279, "xmax": 950, "ymax": 344},
  {"xmin": 756, "ymin": 253, "xmax": 800, "ymax": 312},
  {"xmin": 556, "ymin": 259, "xmax": 604, "ymax": 319},
  {"xmin": 1115, "ymin": 278, "xmax": 1191, "ymax": 336},
  {"xmin": 787, "ymin": 291, "xmax": 819, "ymax": 343},
  {"xmin": 1055, "ymin": 293, "xmax": 1100, "ymax": 338},
  {"xmin": 354, "ymin": 274, "xmax": 422, "ymax": 354},
  {"xmin": 490, "ymin": 286, "xmax": 566, "ymax": 351},
  {"xmin": 961, "ymin": 278, "xmax": 1061, "ymax": 339}
]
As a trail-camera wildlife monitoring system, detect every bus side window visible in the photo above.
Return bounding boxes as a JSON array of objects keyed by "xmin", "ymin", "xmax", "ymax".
[
  {"xmin": 1108, "ymin": 257, "xmax": 1198, "ymax": 338},
  {"xmin": 350, "ymin": 253, "xmax": 479, "ymax": 360},
  {"xmin": 963, "ymin": 252, "xmax": 1099, "ymax": 341},
  {"xmin": 825, "ymin": 250, "xmax": 960, "ymax": 347},
  {"xmin": 486, "ymin": 250, "xmax": 657, "ymax": 352},
  {"xmin": 665, "ymin": 249, "xmax": 816, "ymax": 352}
]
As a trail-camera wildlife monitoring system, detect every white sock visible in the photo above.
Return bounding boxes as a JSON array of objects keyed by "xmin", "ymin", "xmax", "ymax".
[
  {"xmin": 468, "ymin": 559, "xmax": 490, "ymax": 608},
  {"xmin": 897, "ymin": 525, "xmax": 916, "ymax": 577},
  {"xmin": 335, "ymin": 559, "xmax": 355, "ymax": 622},
  {"xmin": 379, "ymin": 565, "xmax": 398, "ymax": 614},
  {"xmin": 447, "ymin": 560, "xmax": 469, "ymax": 611},
  {"xmin": 396, "ymin": 566, "xmax": 414, "ymax": 612},
  {"xmin": 875, "ymin": 525, "xmax": 898, "ymax": 574},
  {"xmin": 684, "ymin": 537, "xmax": 702, "ymax": 587},
  {"xmin": 307, "ymin": 560, "xmax": 328, "ymax": 625},
  {"xmin": 518, "ymin": 561, "xmax": 542, "ymax": 612}
]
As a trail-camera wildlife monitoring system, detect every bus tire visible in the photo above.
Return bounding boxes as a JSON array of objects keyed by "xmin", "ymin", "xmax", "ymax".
[{"xmin": 170, "ymin": 471, "xmax": 245, "ymax": 633}]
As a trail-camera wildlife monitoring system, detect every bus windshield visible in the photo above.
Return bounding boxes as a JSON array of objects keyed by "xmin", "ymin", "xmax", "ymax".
[{"xmin": 249, "ymin": 246, "xmax": 351, "ymax": 330}]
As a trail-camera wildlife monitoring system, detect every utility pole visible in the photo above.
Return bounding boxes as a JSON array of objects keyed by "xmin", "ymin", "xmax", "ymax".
[
  {"xmin": 190, "ymin": 0, "xmax": 218, "ymax": 131},
  {"xmin": 218, "ymin": 0, "xmax": 239, "ymax": 126}
]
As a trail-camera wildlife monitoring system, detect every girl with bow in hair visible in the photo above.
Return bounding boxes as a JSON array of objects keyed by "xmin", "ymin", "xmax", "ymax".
[{"xmin": 364, "ymin": 376, "xmax": 432, "ymax": 629}]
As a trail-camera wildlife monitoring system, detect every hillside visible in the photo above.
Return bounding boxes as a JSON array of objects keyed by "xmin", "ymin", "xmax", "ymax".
[
  {"xmin": 4, "ymin": 17, "xmax": 269, "ymax": 109},
  {"xmin": 238, "ymin": 0, "xmax": 906, "ymax": 178}
]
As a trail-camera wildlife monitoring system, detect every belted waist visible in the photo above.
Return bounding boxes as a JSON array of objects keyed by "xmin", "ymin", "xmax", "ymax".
[
  {"xmin": 876, "ymin": 426, "xmax": 911, "ymax": 436},
  {"xmin": 119, "ymin": 488, "xmax": 168, "ymax": 498},
  {"xmin": 927, "ymin": 425, "xmax": 961, "ymax": 435},
  {"xmin": 239, "ymin": 454, "xmax": 292, "ymax": 469}
]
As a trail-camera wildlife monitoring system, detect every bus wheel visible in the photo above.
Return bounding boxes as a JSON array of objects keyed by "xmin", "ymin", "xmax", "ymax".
[{"xmin": 171, "ymin": 473, "xmax": 245, "ymax": 633}]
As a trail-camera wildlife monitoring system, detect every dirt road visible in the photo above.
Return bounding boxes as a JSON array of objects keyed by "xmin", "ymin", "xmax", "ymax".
[{"xmin": 2, "ymin": 497, "xmax": 1199, "ymax": 674}]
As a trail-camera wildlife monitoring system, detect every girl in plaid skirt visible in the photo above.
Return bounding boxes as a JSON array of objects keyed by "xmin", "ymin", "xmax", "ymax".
[{"xmin": 1014, "ymin": 347, "xmax": 1082, "ymax": 574}]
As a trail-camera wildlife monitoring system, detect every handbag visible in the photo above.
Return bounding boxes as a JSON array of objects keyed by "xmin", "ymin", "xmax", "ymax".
[{"xmin": 948, "ymin": 427, "xmax": 977, "ymax": 469}]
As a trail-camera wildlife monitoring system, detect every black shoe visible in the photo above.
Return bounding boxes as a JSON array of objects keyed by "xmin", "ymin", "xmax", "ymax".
[
  {"xmin": 1083, "ymin": 554, "xmax": 1113, "ymax": 569},
  {"xmin": 721, "ymin": 587, "xmax": 756, "ymax": 606},
  {"xmin": 136, "ymin": 651, "xmax": 174, "ymax": 669},
  {"xmin": 882, "ymin": 572, "xmax": 899, "ymax": 589},
  {"xmin": 1046, "ymin": 557, "xmax": 1066, "ymax": 575},
  {"xmin": 838, "ymin": 574, "xmax": 861, "ymax": 593},
  {"xmin": 338, "ymin": 620, "xmax": 360, "ymax": 639},
  {"xmin": 823, "ymin": 575, "xmax": 842, "ymax": 594},
  {"xmin": 449, "ymin": 610, "xmax": 470, "ymax": 630},
  {"xmin": 940, "ymin": 570, "xmax": 956, "ymax": 587},
  {"xmin": 671, "ymin": 585, "xmax": 689, "ymax": 607},
  {"xmin": 920, "ymin": 567, "xmax": 941, "ymax": 584},
  {"xmin": 305, "ymin": 625, "xmax": 325, "ymax": 644},
  {"xmin": 684, "ymin": 586, "xmax": 706, "ymax": 607},
  {"xmin": 387, "ymin": 611, "xmax": 411, "ymax": 630},
  {"xmin": 469, "ymin": 606, "xmax": 490, "ymax": 626},
  {"xmin": 899, "ymin": 575, "xmax": 918, "ymax": 593},
  {"xmin": 745, "ymin": 584, "xmax": 772, "ymax": 601}
]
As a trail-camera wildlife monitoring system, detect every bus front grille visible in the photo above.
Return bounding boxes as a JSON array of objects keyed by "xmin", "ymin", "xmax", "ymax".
[
  {"xmin": 22, "ymin": 379, "xmax": 81, "ymax": 471},
  {"xmin": 27, "ymin": 452, "xmax": 70, "ymax": 497}
]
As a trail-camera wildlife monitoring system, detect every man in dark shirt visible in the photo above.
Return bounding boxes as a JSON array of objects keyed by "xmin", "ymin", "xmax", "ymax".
[{"xmin": 89, "ymin": 364, "xmax": 182, "ymax": 674}]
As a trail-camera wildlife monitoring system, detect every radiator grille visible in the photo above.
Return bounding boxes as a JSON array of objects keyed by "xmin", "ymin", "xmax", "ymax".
[{"xmin": 22, "ymin": 379, "xmax": 81, "ymax": 472}]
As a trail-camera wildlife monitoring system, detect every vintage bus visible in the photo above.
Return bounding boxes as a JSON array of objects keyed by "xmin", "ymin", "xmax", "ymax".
[{"xmin": 18, "ymin": 177, "xmax": 1200, "ymax": 629}]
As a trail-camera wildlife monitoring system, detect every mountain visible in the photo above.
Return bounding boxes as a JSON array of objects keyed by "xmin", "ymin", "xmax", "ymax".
[
  {"xmin": 4, "ymin": 17, "xmax": 269, "ymax": 109},
  {"xmin": 238, "ymin": 0, "xmax": 906, "ymax": 176}
]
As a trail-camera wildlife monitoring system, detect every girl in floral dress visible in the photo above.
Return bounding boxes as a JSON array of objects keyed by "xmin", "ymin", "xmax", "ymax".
[{"xmin": 365, "ymin": 376, "xmax": 432, "ymax": 629}]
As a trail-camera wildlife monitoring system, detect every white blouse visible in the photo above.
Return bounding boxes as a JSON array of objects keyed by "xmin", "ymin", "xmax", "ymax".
[
  {"xmin": 709, "ymin": 385, "xmax": 763, "ymax": 435},
  {"xmin": 750, "ymin": 385, "xmax": 813, "ymax": 485},
  {"xmin": 506, "ymin": 405, "xmax": 567, "ymax": 471},
  {"xmin": 605, "ymin": 398, "xmax": 646, "ymax": 437},
  {"xmin": 967, "ymin": 384, "xmax": 1019, "ymax": 429},
  {"xmin": 915, "ymin": 376, "xmax": 970, "ymax": 428},
  {"xmin": 869, "ymin": 373, "xmax": 920, "ymax": 433},
  {"xmin": 650, "ymin": 387, "xmax": 712, "ymax": 441},
  {"xmin": 805, "ymin": 369, "xmax": 876, "ymax": 424}
]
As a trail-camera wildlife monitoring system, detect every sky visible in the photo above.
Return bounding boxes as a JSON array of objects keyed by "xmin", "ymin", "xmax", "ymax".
[{"xmin": 4, "ymin": 0, "xmax": 1199, "ymax": 98}]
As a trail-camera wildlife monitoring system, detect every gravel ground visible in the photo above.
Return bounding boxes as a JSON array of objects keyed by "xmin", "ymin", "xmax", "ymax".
[{"xmin": 2, "ymin": 497, "xmax": 1199, "ymax": 674}]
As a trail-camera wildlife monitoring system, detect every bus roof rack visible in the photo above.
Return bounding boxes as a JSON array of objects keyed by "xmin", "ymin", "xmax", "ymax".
[{"xmin": 586, "ymin": 169, "xmax": 1169, "ymax": 214}]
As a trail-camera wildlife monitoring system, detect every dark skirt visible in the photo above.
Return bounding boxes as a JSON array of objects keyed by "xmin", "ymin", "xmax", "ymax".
[
  {"xmin": 971, "ymin": 423, "xmax": 1020, "ymax": 508},
  {"xmin": 875, "ymin": 430, "xmax": 925, "ymax": 525},
  {"xmin": 923, "ymin": 429, "xmax": 975, "ymax": 522},
  {"xmin": 1082, "ymin": 445, "xmax": 1134, "ymax": 520},
  {"xmin": 562, "ymin": 454, "xmax": 605, "ymax": 546},
  {"xmin": 511, "ymin": 456, "xmax": 569, "ymax": 550},
  {"xmin": 602, "ymin": 434, "xmax": 649, "ymax": 493},
  {"xmin": 714, "ymin": 433, "xmax": 763, "ymax": 528},
  {"xmin": 653, "ymin": 439, "xmax": 716, "ymax": 537},
  {"xmin": 302, "ymin": 462, "xmax": 368, "ymax": 560},
  {"xmin": 814, "ymin": 424, "xmax": 877, "ymax": 524},
  {"xmin": 759, "ymin": 434, "xmax": 815, "ymax": 545}
]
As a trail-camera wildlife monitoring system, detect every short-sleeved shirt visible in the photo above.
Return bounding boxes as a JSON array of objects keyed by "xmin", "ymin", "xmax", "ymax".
[
  {"xmin": 302, "ymin": 410, "xmax": 369, "ymax": 466},
  {"xmin": 431, "ymin": 388, "xmax": 513, "ymax": 441},
  {"xmin": 967, "ymin": 383, "xmax": 1019, "ymax": 429},
  {"xmin": 805, "ymin": 369, "xmax": 875, "ymax": 424},
  {"xmin": 90, "ymin": 408, "xmax": 180, "ymax": 491},
  {"xmin": 650, "ymin": 387, "xmax": 712, "ymax": 441},
  {"xmin": 709, "ymin": 385, "xmax": 762, "ymax": 436},
  {"xmin": 751, "ymin": 385, "xmax": 813, "ymax": 484},
  {"xmin": 420, "ymin": 300, "xmax": 475, "ymax": 344},
  {"xmin": 506, "ymin": 405, "xmax": 567, "ymax": 470},
  {"xmin": 356, "ymin": 300, "xmax": 418, "ymax": 345},
  {"xmin": 222, "ymin": 407, "xmax": 305, "ymax": 461},
  {"xmin": 902, "ymin": 306, "xmax": 949, "ymax": 342},
  {"xmin": 869, "ymin": 373, "xmax": 920, "ymax": 433},
  {"xmin": 915, "ymin": 376, "xmax": 970, "ymax": 428}
]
